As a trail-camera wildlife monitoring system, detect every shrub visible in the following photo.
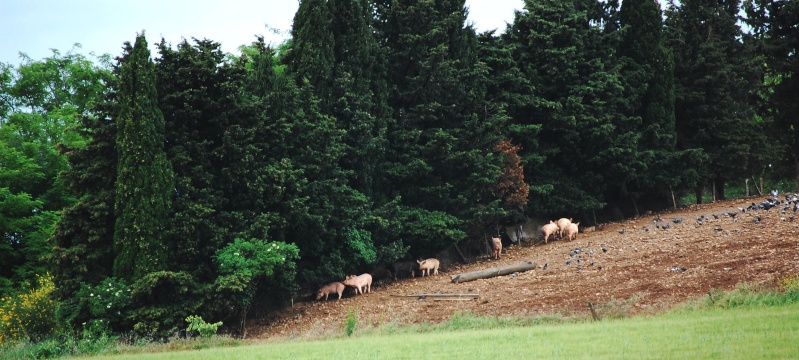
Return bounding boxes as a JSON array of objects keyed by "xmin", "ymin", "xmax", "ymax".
[
  {"xmin": 73, "ymin": 277, "xmax": 133, "ymax": 333},
  {"xmin": 185, "ymin": 315, "xmax": 222, "ymax": 338},
  {"xmin": 0, "ymin": 274, "xmax": 56, "ymax": 343}
]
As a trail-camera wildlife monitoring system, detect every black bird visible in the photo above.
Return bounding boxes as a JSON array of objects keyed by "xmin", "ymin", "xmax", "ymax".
[
  {"xmin": 754, "ymin": 215, "xmax": 762, "ymax": 224},
  {"xmin": 619, "ymin": 229, "xmax": 625, "ymax": 234},
  {"xmin": 715, "ymin": 227, "xmax": 723, "ymax": 232},
  {"xmin": 543, "ymin": 263, "xmax": 548, "ymax": 270},
  {"xmin": 601, "ymin": 247, "xmax": 608, "ymax": 253},
  {"xmin": 713, "ymin": 214, "xmax": 719, "ymax": 220},
  {"xmin": 672, "ymin": 218, "xmax": 683, "ymax": 224},
  {"xmin": 697, "ymin": 219, "xmax": 704, "ymax": 225},
  {"xmin": 566, "ymin": 259, "xmax": 572, "ymax": 265}
]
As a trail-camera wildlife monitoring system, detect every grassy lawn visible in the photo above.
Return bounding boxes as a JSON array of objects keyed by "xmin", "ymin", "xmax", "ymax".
[{"xmin": 83, "ymin": 303, "xmax": 799, "ymax": 360}]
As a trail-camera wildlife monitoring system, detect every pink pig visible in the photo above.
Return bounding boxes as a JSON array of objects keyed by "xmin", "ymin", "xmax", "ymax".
[
  {"xmin": 342, "ymin": 273, "xmax": 373, "ymax": 295},
  {"xmin": 316, "ymin": 282, "xmax": 345, "ymax": 301},
  {"xmin": 541, "ymin": 221, "xmax": 558, "ymax": 244}
]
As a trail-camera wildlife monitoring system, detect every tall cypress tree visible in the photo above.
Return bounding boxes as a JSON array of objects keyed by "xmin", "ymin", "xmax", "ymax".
[
  {"xmin": 113, "ymin": 33, "xmax": 174, "ymax": 281},
  {"xmin": 506, "ymin": 0, "xmax": 635, "ymax": 219},
  {"xmin": 666, "ymin": 0, "xmax": 767, "ymax": 201},
  {"xmin": 374, "ymin": 0, "xmax": 506, "ymax": 254},
  {"xmin": 615, "ymin": 0, "xmax": 680, "ymax": 212},
  {"xmin": 745, "ymin": 0, "xmax": 799, "ymax": 191},
  {"xmin": 155, "ymin": 38, "xmax": 235, "ymax": 281}
]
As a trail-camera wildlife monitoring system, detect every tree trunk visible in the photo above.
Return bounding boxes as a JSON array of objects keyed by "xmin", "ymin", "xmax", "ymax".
[
  {"xmin": 795, "ymin": 159, "xmax": 799, "ymax": 193},
  {"xmin": 450, "ymin": 261, "xmax": 537, "ymax": 283},
  {"xmin": 714, "ymin": 177, "xmax": 726, "ymax": 200},
  {"xmin": 695, "ymin": 186, "xmax": 703, "ymax": 204}
]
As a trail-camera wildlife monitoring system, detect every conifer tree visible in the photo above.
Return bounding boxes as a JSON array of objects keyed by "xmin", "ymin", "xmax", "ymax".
[
  {"xmin": 506, "ymin": 0, "xmax": 635, "ymax": 218},
  {"xmin": 373, "ymin": 0, "xmax": 507, "ymax": 253},
  {"xmin": 155, "ymin": 38, "xmax": 235, "ymax": 281},
  {"xmin": 745, "ymin": 0, "xmax": 799, "ymax": 191},
  {"xmin": 113, "ymin": 33, "xmax": 174, "ymax": 280},
  {"xmin": 615, "ymin": 0, "xmax": 680, "ymax": 212},
  {"xmin": 665, "ymin": 0, "xmax": 768, "ymax": 201}
]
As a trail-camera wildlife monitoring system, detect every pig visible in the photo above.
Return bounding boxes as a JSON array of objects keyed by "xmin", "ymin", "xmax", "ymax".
[
  {"xmin": 541, "ymin": 221, "xmax": 559, "ymax": 244},
  {"xmin": 491, "ymin": 236, "xmax": 502, "ymax": 260},
  {"xmin": 390, "ymin": 261, "xmax": 420, "ymax": 280},
  {"xmin": 342, "ymin": 273, "xmax": 372, "ymax": 295},
  {"xmin": 563, "ymin": 222, "xmax": 580, "ymax": 241},
  {"xmin": 316, "ymin": 281, "xmax": 345, "ymax": 301},
  {"xmin": 556, "ymin": 218, "xmax": 572, "ymax": 239},
  {"xmin": 416, "ymin": 258, "xmax": 440, "ymax": 276},
  {"xmin": 371, "ymin": 268, "xmax": 393, "ymax": 285}
]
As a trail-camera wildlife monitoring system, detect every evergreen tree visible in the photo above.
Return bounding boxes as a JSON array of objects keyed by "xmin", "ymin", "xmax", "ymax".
[
  {"xmin": 506, "ymin": 0, "xmax": 635, "ymax": 220},
  {"xmin": 374, "ymin": 0, "xmax": 507, "ymax": 255},
  {"xmin": 615, "ymin": 0, "xmax": 680, "ymax": 212},
  {"xmin": 155, "ymin": 38, "xmax": 236, "ymax": 282},
  {"xmin": 287, "ymin": 0, "xmax": 335, "ymax": 100},
  {"xmin": 113, "ymin": 33, "xmax": 174, "ymax": 281},
  {"xmin": 745, "ymin": 0, "xmax": 799, "ymax": 191},
  {"xmin": 665, "ymin": 0, "xmax": 768, "ymax": 201}
]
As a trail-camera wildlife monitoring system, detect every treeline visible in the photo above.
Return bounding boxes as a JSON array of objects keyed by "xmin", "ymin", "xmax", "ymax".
[{"xmin": 1, "ymin": 0, "xmax": 796, "ymax": 339}]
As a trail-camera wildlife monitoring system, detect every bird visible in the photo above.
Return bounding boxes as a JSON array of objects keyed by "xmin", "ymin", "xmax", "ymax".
[
  {"xmin": 619, "ymin": 229, "xmax": 625, "ymax": 234},
  {"xmin": 712, "ymin": 214, "xmax": 719, "ymax": 220},
  {"xmin": 661, "ymin": 223, "xmax": 670, "ymax": 230},
  {"xmin": 543, "ymin": 263, "xmax": 548, "ymax": 270},
  {"xmin": 672, "ymin": 218, "xmax": 683, "ymax": 224},
  {"xmin": 601, "ymin": 247, "xmax": 608, "ymax": 253},
  {"xmin": 697, "ymin": 219, "xmax": 704, "ymax": 225}
]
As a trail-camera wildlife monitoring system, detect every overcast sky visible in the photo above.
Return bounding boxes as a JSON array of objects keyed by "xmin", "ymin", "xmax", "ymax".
[{"xmin": 0, "ymin": 0, "xmax": 524, "ymax": 65}]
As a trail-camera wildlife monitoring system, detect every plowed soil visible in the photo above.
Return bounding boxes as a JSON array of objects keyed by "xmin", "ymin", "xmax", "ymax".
[{"xmin": 247, "ymin": 197, "xmax": 799, "ymax": 340}]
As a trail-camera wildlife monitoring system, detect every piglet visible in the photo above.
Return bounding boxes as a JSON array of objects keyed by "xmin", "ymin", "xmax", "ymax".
[
  {"xmin": 541, "ymin": 221, "xmax": 558, "ymax": 244},
  {"xmin": 342, "ymin": 273, "xmax": 373, "ymax": 295},
  {"xmin": 316, "ymin": 282, "xmax": 345, "ymax": 301},
  {"xmin": 563, "ymin": 222, "xmax": 580, "ymax": 241},
  {"xmin": 416, "ymin": 258, "xmax": 440, "ymax": 276},
  {"xmin": 491, "ymin": 237, "xmax": 502, "ymax": 260}
]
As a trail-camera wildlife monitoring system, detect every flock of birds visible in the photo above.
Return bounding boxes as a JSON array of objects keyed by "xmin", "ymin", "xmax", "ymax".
[
  {"xmin": 610, "ymin": 192, "xmax": 799, "ymax": 273},
  {"xmin": 617, "ymin": 192, "xmax": 799, "ymax": 235}
]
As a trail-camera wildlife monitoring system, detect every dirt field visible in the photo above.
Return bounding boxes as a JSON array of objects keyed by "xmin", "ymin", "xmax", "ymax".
[{"xmin": 247, "ymin": 197, "xmax": 799, "ymax": 340}]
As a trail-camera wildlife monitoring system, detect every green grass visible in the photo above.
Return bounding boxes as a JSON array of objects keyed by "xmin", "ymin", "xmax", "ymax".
[{"xmin": 76, "ymin": 303, "xmax": 799, "ymax": 360}]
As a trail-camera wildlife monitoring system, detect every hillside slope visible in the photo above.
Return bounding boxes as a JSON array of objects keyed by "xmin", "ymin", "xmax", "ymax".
[{"xmin": 248, "ymin": 197, "xmax": 799, "ymax": 339}]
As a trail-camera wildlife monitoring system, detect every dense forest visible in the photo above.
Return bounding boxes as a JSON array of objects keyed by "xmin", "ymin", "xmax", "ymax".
[{"xmin": 1, "ymin": 0, "xmax": 797, "ymax": 339}]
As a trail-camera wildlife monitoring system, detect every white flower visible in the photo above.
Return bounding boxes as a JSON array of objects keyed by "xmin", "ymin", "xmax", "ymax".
[
  {"xmin": 107, "ymin": 303, "xmax": 112, "ymax": 308},
  {"xmin": 234, "ymin": 252, "xmax": 240, "ymax": 256},
  {"xmin": 90, "ymin": 293, "xmax": 94, "ymax": 297}
]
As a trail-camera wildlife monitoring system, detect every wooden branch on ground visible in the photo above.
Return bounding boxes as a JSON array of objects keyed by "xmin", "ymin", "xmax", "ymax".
[
  {"xmin": 449, "ymin": 261, "xmax": 538, "ymax": 283},
  {"xmin": 390, "ymin": 293, "xmax": 480, "ymax": 300}
]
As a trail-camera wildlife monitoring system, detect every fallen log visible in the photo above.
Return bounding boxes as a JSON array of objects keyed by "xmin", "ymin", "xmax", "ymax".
[{"xmin": 450, "ymin": 261, "xmax": 537, "ymax": 283}]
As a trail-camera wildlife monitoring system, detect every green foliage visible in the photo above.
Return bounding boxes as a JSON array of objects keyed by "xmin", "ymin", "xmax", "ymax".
[
  {"xmin": 0, "ymin": 274, "xmax": 56, "ymax": 343},
  {"xmin": 344, "ymin": 227, "xmax": 377, "ymax": 265},
  {"xmin": 185, "ymin": 315, "xmax": 222, "ymax": 338},
  {"xmin": 213, "ymin": 238, "xmax": 299, "ymax": 329},
  {"xmin": 344, "ymin": 308, "xmax": 358, "ymax": 336}
]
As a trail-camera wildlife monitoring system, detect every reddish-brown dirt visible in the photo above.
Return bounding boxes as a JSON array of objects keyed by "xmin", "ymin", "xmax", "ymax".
[{"xmin": 247, "ymin": 197, "xmax": 799, "ymax": 340}]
